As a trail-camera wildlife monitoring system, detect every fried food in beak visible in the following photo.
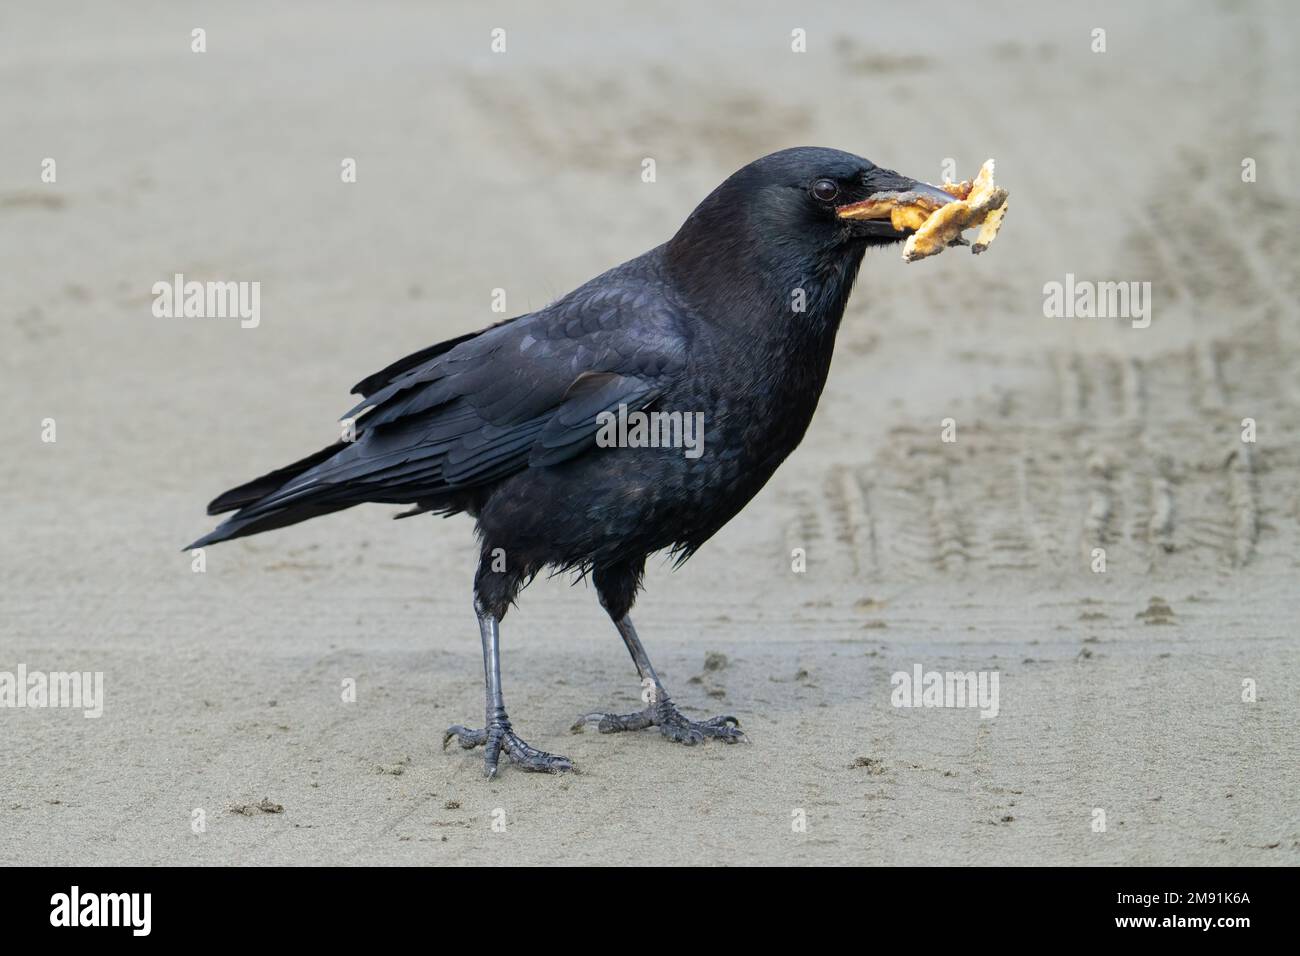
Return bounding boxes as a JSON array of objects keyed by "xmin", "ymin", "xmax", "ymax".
[
  {"xmin": 835, "ymin": 159, "xmax": 1009, "ymax": 261},
  {"xmin": 902, "ymin": 160, "xmax": 1008, "ymax": 261},
  {"xmin": 835, "ymin": 180, "xmax": 957, "ymax": 233}
]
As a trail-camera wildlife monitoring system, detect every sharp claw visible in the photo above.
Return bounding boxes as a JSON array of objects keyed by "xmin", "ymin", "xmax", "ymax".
[
  {"xmin": 706, "ymin": 715, "xmax": 740, "ymax": 727},
  {"xmin": 444, "ymin": 720, "xmax": 573, "ymax": 776},
  {"xmin": 505, "ymin": 747, "xmax": 573, "ymax": 774},
  {"xmin": 578, "ymin": 700, "xmax": 747, "ymax": 747}
]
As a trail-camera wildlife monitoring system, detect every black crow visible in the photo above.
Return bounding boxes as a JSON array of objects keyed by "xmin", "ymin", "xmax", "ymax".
[{"xmin": 187, "ymin": 147, "xmax": 956, "ymax": 777}]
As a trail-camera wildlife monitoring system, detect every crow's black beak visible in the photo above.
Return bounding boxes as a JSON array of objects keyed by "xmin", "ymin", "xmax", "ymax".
[{"xmin": 835, "ymin": 172, "xmax": 957, "ymax": 236}]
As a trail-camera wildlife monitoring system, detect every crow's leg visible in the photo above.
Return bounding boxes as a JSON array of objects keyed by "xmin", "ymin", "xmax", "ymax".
[
  {"xmin": 442, "ymin": 566, "xmax": 572, "ymax": 777},
  {"xmin": 573, "ymin": 614, "xmax": 745, "ymax": 744},
  {"xmin": 573, "ymin": 564, "xmax": 744, "ymax": 745}
]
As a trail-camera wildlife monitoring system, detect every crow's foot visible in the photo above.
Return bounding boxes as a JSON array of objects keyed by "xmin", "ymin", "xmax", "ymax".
[
  {"xmin": 572, "ymin": 696, "xmax": 745, "ymax": 745},
  {"xmin": 442, "ymin": 720, "xmax": 573, "ymax": 777}
]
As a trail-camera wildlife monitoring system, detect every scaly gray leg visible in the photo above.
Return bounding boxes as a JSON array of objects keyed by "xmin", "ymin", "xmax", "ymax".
[
  {"xmin": 573, "ymin": 614, "xmax": 745, "ymax": 745},
  {"xmin": 443, "ymin": 598, "xmax": 573, "ymax": 776}
]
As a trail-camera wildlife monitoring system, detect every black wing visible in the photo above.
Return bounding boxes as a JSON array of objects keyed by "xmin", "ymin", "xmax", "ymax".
[{"xmin": 191, "ymin": 262, "xmax": 690, "ymax": 546}]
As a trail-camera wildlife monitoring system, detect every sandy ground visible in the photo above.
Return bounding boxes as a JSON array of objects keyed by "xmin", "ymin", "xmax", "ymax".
[{"xmin": 3, "ymin": 1, "xmax": 1298, "ymax": 865}]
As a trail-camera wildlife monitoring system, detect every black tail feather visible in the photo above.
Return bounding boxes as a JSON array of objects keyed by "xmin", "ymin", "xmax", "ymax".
[
  {"xmin": 206, "ymin": 442, "xmax": 345, "ymax": 515},
  {"xmin": 189, "ymin": 440, "xmax": 356, "ymax": 549},
  {"xmin": 185, "ymin": 500, "xmax": 357, "ymax": 550}
]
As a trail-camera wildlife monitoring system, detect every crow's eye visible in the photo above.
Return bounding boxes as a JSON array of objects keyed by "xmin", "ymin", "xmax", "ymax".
[{"xmin": 811, "ymin": 179, "xmax": 840, "ymax": 202}]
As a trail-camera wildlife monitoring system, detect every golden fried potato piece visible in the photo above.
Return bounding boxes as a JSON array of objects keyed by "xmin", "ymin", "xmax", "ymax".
[
  {"xmin": 972, "ymin": 201, "xmax": 1007, "ymax": 255},
  {"xmin": 889, "ymin": 204, "xmax": 933, "ymax": 231},
  {"xmin": 941, "ymin": 179, "xmax": 974, "ymax": 200},
  {"xmin": 835, "ymin": 189, "xmax": 949, "ymax": 225},
  {"xmin": 837, "ymin": 198, "xmax": 906, "ymax": 222},
  {"xmin": 903, "ymin": 160, "xmax": 1007, "ymax": 262},
  {"xmin": 832, "ymin": 161, "xmax": 1007, "ymax": 259}
]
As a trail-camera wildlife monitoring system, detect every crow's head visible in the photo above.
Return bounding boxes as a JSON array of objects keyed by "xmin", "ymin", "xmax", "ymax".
[
  {"xmin": 667, "ymin": 147, "xmax": 953, "ymax": 325},
  {"xmin": 674, "ymin": 146, "xmax": 955, "ymax": 256}
]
